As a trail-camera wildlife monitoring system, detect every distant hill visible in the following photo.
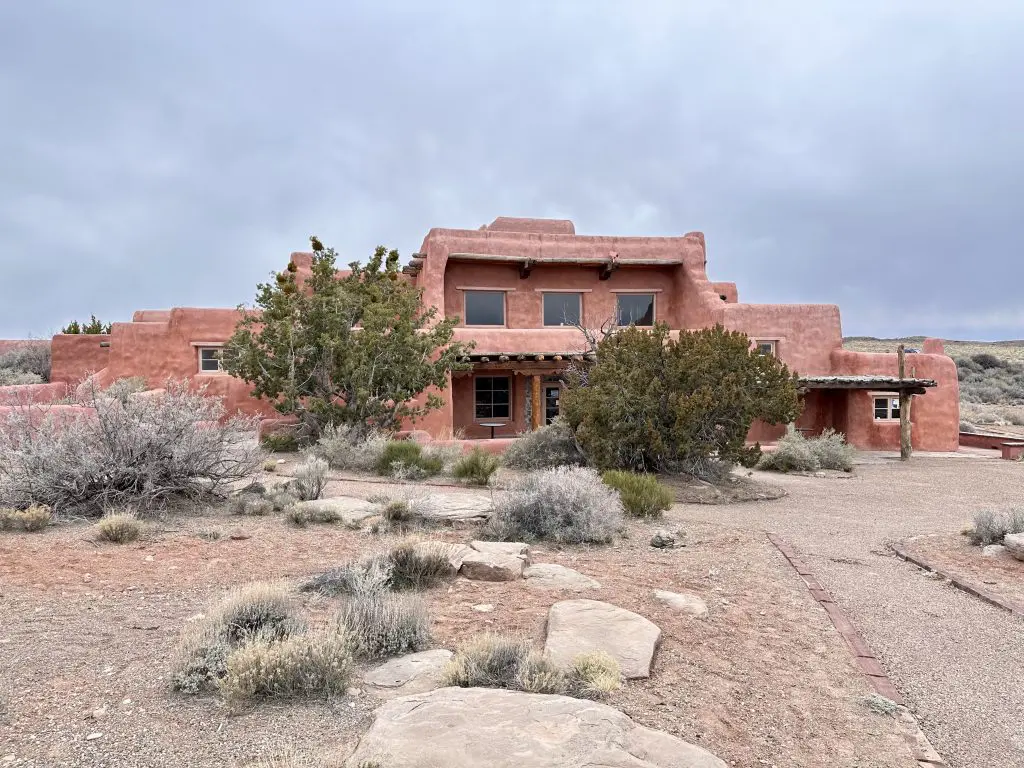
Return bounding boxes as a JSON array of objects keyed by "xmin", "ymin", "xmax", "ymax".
[{"xmin": 844, "ymin": 337, "xmax": 1024, "ymax": 362}]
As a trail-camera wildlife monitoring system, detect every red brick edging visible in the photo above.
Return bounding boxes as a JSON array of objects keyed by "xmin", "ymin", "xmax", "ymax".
[
  {"xmin": 766, "ymin": 533, "xmax": 947, "ymax": 768},
  {"xmin": 888, "ymin": 538, "xmax": 1024, "ymax": 619}
]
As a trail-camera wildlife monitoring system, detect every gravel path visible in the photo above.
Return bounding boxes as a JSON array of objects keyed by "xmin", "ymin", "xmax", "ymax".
[{"xmin": 675, "ymin": 453, "xmax": 1024, "ymax": 768}]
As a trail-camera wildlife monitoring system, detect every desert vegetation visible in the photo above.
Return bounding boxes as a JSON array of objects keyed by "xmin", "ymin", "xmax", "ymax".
[
  {"xmin": 0, "ymin": 341, "xmax": 50, "ymax": 385},
  {"xmin": 756, "ymin": 427, "xmax": 855, "ymax": 473},
  {"xmin": 966, "ymin": 509, "xmax": 1024, "ymax": 546},
  {"xmin": 451, "ymin": 446, "xmax": 500, "ymax": 485},
  {"xmin": 96, "ymin": 511, "xmax": 143, "ymax": 543},
  {"xmin": 0, "ymin": 503, "xmax": 51, "ymax": 532},
  {"xmin": 601, "ymin": 471, "xmax": 674, "ymax": 518},
  {"xmin": 502, "ymin": 420, "xmax": 585, "ymax": 469}
]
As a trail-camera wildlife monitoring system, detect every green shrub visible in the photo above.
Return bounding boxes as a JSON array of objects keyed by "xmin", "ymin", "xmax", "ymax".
[
  {"xmin": 96, "ymin": 512, "xmax": 142, "ymax": 543},
  {"xmin": 601, "ymin": 471, "xmax": 673, "ymax": 518},
  {"xmin": 262, "ymin": 432, "xmax": 299, "ymax": 453},
  {"xmin": 484, "ymin": 466, "xmax": 623, "ymax": 544},
  {"xmin": 220, "ymin": 628, "xmax": 354, "ymax": 708},
  {"xmin": 0, "ymin": 504, "xmax": 52, "ymax": 532},
  {"xmin": 501, "ymin": 420, "xmax": 586, "ymax": 470},
  {"xmin": 341, "ymin": 593, "xmax": 431, "ymax": 660},
  {"xmin": 375, "ymin": 440, "xmax": 443, "ymax": 479},
  {"xmin": 443, "ymin": 634, "xmax": 621, "ymax": 699},
  {"xmin": 452, "ymin": 447, "xmax": 500, "ymax": 485}
]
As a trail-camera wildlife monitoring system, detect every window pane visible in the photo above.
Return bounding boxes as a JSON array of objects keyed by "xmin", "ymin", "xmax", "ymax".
[
  {"xmin": 757, "ymin": 342, "xmax": 775, "ymax": 356},
  {"xmin": 543, "ymin": 293, "xmax": 581, "ymax": 326},
  {"xmin": 891, "ymin": 399, "xmax": 901, "ymax": 419},
  {"xmin": 475, "ymin": 376, "xmax": 511, "ymax": 420},
  {"xmin": 616, "ymin": 294, "xmax": 654, "ymax": 326},
  {"xmin": 465, "ymin": 291, "xmax": 505, "ymax": 326},
  {"xmin": 874, "ymin": 398, "xmax": 888, "ymax": 419},
  {"xmin": 200, "ymin": 348, "xmax": 221, "ymax": 371}
]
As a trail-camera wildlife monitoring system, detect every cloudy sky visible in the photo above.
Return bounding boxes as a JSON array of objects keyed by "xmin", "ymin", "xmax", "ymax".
[{"xmin": 1, "ymin": 2, "xmax": 1021, "ymax": 340}]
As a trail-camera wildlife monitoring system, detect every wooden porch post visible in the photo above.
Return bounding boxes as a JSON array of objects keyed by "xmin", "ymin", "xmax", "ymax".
[
  {"xmin": 898, "ymin": 345, "xmax": 912, "ymax": 460},
  {"xmin": 531, "ymin": 374, "xmax": 542, "ymax": 430}
]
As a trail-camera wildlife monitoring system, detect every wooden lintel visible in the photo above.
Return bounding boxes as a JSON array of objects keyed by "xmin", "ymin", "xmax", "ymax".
[
  {"xmin": 519, "ymin": 259, "xmax": 534, "ymax": 279},
  {"xmin": 516, "ymin": 354, "xmax": 525, "ymax": 361}
]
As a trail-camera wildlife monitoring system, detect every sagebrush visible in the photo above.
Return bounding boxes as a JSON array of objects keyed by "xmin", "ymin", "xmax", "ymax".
[
  {"xmin": 757, "ymin": 427, "xmax": 854, "ymax": 473},
  {"xmin": 96, "ymin": 512, "xmax": 142, "ymax": 543},
  {"xmin": 484, "ymin": 466, "xmax": 623, "ymax": 544},
  {"xmin": 300, "ymin": 540, "xmax": 452, "ymax": 595},
  {"xmin": 501, "ymin": 420, "xmax": 586, "ymax": 470},
  {"xmin": 315, "ymin": 424, "xmax": 387, "ymax": 471},
  {"xmin": 0, "ymin": 380, "xmax": 262, "ymax": 515},
  {"xmin": 341, "ymin": 592, "xmax": 431, "ymax": 660},
  {"xmin": 0, "ymin": 342, "xmax": 51, "ymax": 382},
  {"xmin": 293, "ymin": 456, "xmax": 329, "ymax": 501},
  {"xmin": 601, "ymin": 471, "xmax": 673, "ymax": 518},
  {"xmin": 968, "ymin": 509, "xmax": 1024, "ymax": 546}
]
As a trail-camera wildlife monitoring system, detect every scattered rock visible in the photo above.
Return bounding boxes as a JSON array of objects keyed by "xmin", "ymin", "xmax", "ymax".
[
  {"xmin": 143, "ymin": 555, "xmax": 154, "ymax": 562},
  {"xmin": 90, "ymin": 707, "xmax": 107, "ymax": 720},
  {"xmin": 650, "ymin": 529, "xmax": 682, "ymax": 549},
  {"xmin": 227, "ymin": 531, "xmax": 250, "ymax": 541},
  {"xmin": 85, "ymin": 733, "xmax": 103, "ymax": 741},
  {"xmin": 524, "ymin": 563, "xmax": 600, "ymax": 591},
  {"xmin": 1004, "ymin": 533, "xmax": 1024, "ymax": 561},
  {"xmin": 346, "ymin": 687, "xmax": 726, "ymax": 767},
  {"xmin": 417, "ymin": 493, "xmax": 492, "ymax": 522},
  {"xmin": 413, "ymin": 541, "xmax": 474, "ymax": 575},
  {"xmin": 346, "ymin": 687, "xmax": 362, "ymax": 696},
  {"xmin": 363, "ymin": 649, "xmax": 453, "ymax": 699},
  {"xmin": 470, "ymin": 540, "xmax": 530, "ymax": 558},
  {"xmin": 982, "ymin": 544, "xmax": 1006, "ymax": 557},
  {"xmin": 460, "ymin": 551, "xmax": 525, "ymax": 581},
  {"xmin": 289, "ymin": 497, "xmax": 377, "ymax": 526},
  {"xmin": 653, "ymin": 590, "xmax": 708, "ymax": 617},
  {"xmin": 472, "ymin": 603, "xmax": 495, "ymax": 612},
  {"xmin": 545, "ymin": 599, "xmax": 661, "ymax": 679}
]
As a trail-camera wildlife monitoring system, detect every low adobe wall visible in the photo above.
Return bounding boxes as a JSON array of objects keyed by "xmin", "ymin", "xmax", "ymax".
[
  {"xmin": 0, "ymin": 382, "xmax": 67, "ymax": 406},
  {"xmin": 958, "ymin": 431, "xmax": 1011, "ymax": 450},
  {"xmin": 0, "ymin": 339, "xmax": 49, "ymax": 356},
  {"xmin": 50, "ymin": 335, "xmax": 111, "ymax": 385}
]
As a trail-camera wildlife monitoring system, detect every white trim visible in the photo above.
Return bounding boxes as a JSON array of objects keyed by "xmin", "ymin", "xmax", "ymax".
[
  {"xmin": 197, "ymin": 346, "xmax": 226, "ymax": 374},
  {"xmin": 752, "ymin": 339, "xmax": 778, "ymax": 357},
  {"xmin": 608, "ymin": 288, "xmax": 663, "ymax": 293},
  {"xmin": 533, "ymin": 288, "xmax": 593, "ymax": 293},
  {"xmin": 189, "ymin": 341, "xmax": 226, "ymax": 347},
  {"xmin": 869, "ymin": 391, "xmax": 901, "ymax": 422},
  {"xmin": 455, "ymin": 286, "xmax": 516, "ymax": 292}
]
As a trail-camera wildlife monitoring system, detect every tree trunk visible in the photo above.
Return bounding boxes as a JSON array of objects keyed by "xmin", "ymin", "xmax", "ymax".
[{"xmin": 898, "ymin": 344, "xmax": 912, "ymax": 460}]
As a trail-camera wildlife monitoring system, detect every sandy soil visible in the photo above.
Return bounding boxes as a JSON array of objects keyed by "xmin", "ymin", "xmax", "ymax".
[
  {"xmin": 902, "ymin": 533, "xmax": 1024, "ymax": 610},
  {"xmin": 0, "ymin": 477, "xmax": 917, "ymax": 768}
]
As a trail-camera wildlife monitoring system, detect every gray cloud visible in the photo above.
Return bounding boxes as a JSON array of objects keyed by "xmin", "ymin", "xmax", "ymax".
[{"xmin": 2, "ymin": 1, "xmax": 1022, "ymax": 339}]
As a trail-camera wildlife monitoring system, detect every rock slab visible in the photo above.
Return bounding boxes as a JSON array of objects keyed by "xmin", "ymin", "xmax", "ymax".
[
  {"xmin": 653, "ymin": 590, "xmax": 708, "ymax": 617},
  {"xmin": 290, "ymin": 497, "xmax": 375, "ymax": 525},
  {"xmin": 470, "ymin": 540, "xmax": 530, "ymax": 558},
  {"xmin": 363, "ymin": 649, "xmax": 452, "ymax": 699},
  {"xmin": 459, "ymin": 551, "xmax": 525, "ymax": 581},
  {"xmin": 413, "ymin": 541, "xmax": 473, "ymax": 575},
  {"xmin": 418, "ymin": 493, "xmax": 492, "ymax": 522},
  {"xmin": 524, "ymin": 563, "xmax": 600, "ymax": 591},
  {"xmin": 346, "ymin": 687, "xmax": 726, "ymax": 768},
  {"xmin": 545, "ymin": 599, "xmax": 661, "ymax": 679},
  {"xmin": 982, "ymin": 544, "xmax": 1006, "ymax": 558},
  {"xmin": 1004, "ymin": 533, "xmax": 1024, "ymax": 561}
]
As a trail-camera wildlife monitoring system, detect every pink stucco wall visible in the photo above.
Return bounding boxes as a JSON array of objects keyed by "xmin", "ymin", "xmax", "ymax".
[{"xmin": 49, "ymin": 335, "xmax": 111, "ymax": 385}]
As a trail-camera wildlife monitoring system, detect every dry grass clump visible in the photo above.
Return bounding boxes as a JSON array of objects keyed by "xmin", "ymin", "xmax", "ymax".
[
  {"xmin": 172, "ymin": 583, "xmax": 303, "ymax": 694},
  {"xmin": 601, "ymin": 471, "xmax": 673, "ymax": 518},
  {"xmin": 220, "ymin": 628, "xmax": 354, "ymax": 708},
  {"xmin": 229, "ymin": 494, "xmax": 275, "ymax": 517},
  {"xmin": 285, "ymin": 505, "xmax": 341, "ymax": 527},
  {"xmin": 365, "ymin": 491, "xmax": 439, "ymax": 533},
  {"xmin": 451, "ymin": 447, "xmax": 500, "ymax": 485},
  {"xmin": 96, "ymin": 511, "xmax": 142, "ymax": 543},
  {"xmin": 757, "ymin": 427, "xmax": 855, "ymax": 473},
  {"xmin": 314, "ymin": 424, "xmax": 388, "ymax": 471},
  {"xmin": 340, "ymin": 592, "xmax": 431, "ymax": 660},
  {"xmin": 967, "ymin": 509, "xmax": 1024, "ymax": 546},
  {"xmin": 268, "ymin": 487, "xmax": 300, "ymax": 511},
  {"xmin": 443, "ymin": 634, "xmax": 621, "ymax": 699},
  {"xmin": 301, "ymin": 540, "xmax": 452, "ymax": 595},
  {"xmin": 484, "ymin": 466, "xmax": 623, "ymax": 544},
  {"xmin": 0, "ymin": 504, "xmax": 52, "ymax": 532},
  {"xmin": 294, "ymin": 456, "xmax": 329, "ymax": 501},
  {"xmin": 262, "ymin": 460, "xmax": 278, "ymax": 473}
]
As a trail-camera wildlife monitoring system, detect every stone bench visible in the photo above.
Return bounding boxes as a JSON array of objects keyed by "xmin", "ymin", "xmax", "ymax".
[{"xmin": 1000, "ymin": 442, "xmax": 1024, "ymax": 461}]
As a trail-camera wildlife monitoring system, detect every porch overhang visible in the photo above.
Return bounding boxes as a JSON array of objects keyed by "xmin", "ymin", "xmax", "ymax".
[
  {"xmin": 454, "ymin": 351, "xmax": 590, "ymax": 376},
  {"xmin": 798, "ymin": 375, "xmax": 937, "ymax": 396}
]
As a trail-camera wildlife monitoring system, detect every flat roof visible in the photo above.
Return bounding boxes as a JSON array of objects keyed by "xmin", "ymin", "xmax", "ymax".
[{"xmin": 798, "ymin": 375, "xmax": 937, "ymax": 393}]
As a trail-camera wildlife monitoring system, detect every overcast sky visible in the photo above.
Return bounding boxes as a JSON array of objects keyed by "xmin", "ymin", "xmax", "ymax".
[{"xmin": 2, "ymin": 2, "xmax": 1021, "ymax": 340}]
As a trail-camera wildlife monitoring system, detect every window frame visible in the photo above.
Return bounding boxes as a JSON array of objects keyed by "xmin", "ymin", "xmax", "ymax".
[
  {"xmin": 463, "ymin": 289, "xmax": 507, "ymax": 327},
  {"xmin": 754, "ymin": 339, "xmax": 778, "ymax": 357},
  {"xmin": 613, "ymin": 292, "xmax": 657, "ymax": 327},
  {"xmin": 542, "ymin": 291, "xmax": 583, "ymax": 327},
  {"xmin": 474, "ymin": 375, "xmax": 512, "ymax": 421},
  {"xmin": 197, "ymin": 346, "xmax": 225, "ymax": 374},
  {"xmin": 870, "ymin": 391, "xmax": 901, "ymax": 422}
]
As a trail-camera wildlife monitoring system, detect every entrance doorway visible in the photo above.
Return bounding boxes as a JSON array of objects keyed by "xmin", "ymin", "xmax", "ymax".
[{"xmin": 544, "ymin": 385, "xmax": 561, "ymax": 425}]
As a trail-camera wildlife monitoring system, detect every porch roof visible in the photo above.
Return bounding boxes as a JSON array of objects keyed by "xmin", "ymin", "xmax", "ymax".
[
  {"xmin": 457, "ymin": 351, "xmax": 594, "ymax": 364},
  {"xmin": 798, "ymin": 375, "xmax": 937, "ymax": 395}
]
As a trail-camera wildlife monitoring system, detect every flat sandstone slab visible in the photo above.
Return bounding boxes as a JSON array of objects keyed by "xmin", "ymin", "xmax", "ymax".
[
  {"xmin": 470, "ymin": 540, "xmax": 530, "ymax": 557},
  {"xmin": 524, "ymin": 563, "xmax": 600, "ymax": 591},
  {"xmin": 345, "ymin": 687, "xmax": 726, "ymax": 768},
  {"xmin": 459, "ymin": 551, "xmax": 525, "ymax": 581},
  {"xmin": 363, "ymin": 649, "xmax": 452, "ymax": 699},
  {"xmin": 418, "ymin": 493, "xmax": 493, "ymax": 522},
  {"xmin": 545, "ymin": 599, "xmax": 661, "ymax": 679},
  {"xmin": 653, "ymin": 590, "xmax": 708, "ymax": 617}
]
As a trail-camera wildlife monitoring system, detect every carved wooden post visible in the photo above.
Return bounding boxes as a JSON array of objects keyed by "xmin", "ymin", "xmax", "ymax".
[
  {"xmin": 531, "ymin": 374, "xmax": 542, "ymax": 430},
  {"xmin": 898, "ymin": 344, "xmax": 912, "ymax": 460}
]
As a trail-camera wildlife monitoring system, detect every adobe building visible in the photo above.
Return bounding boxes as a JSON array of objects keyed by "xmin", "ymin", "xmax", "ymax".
[{"xmin": 8, "ymin": 217, "xmax": 960, "ymax": 451}]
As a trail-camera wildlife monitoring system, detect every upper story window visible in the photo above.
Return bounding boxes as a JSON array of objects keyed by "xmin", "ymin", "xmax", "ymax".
[
  {"xmin": 464, "ymin": 290, "xmax": 505, "ymax": 326},
  {"xmin": 755, "ymin": 340, "xmax": 777, "ymax": 357},
  {"xmin": 198, "ymin": 347, "xmax": 224, "ymax": 373},
  {"xmin": 873, "ymin": 394, "xmax": 900, "ymax": 421},
  {"xmin": 543, "ymin": 293, "xmax": 582, "ymax": 326},
  {"xmin": 616, "ymin": 293, "xmax": 655, "ymax": 326}
]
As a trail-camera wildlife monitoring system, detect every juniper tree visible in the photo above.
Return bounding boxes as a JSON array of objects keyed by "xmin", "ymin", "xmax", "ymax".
[
  {"xmin": 224, "ymin": 237, "xmax": 470, "ymax": 440},
  {"xmin": 560, "ymin": 324, "xmax": 801, "ymax": 476}
]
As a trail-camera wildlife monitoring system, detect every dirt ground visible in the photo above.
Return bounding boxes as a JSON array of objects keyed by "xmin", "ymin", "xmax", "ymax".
[
  {"xmin": 902, "ymin": 533, "xmax": 1024, "ymax": 611},
  {"xmin": 1, "ymin": 476, "xmax": 919, "ymax": 768}
]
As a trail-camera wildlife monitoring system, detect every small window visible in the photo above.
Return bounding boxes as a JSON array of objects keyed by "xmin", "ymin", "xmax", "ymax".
[
  {"xmin": 475, "ymin": 376, "xmax": 510, "ymax": 420},
  {"xmin": 199, "ymin": 347, "xmax": 223, "ymax": 373},
  {"xmin": 616, "ymin": 294, "xmax": 655, "ymax": 326},
  {"xmin": 755, "ymin": 340, "xmax": 777, "ymax": 357},
  {"xmin": 465, "ymin": 291, "xmax": 505, "ymax": 326},
  {"xmin": 873, "ymin": 395, "xmax": 900, "ymax": 421},
  {"xmin": 543, "ymin": 293, "xmax": 582, "ymax": 326}
]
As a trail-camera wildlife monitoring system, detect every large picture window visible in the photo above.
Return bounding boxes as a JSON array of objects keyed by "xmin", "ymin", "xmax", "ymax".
[
  {"xmin": 475, "ymin": 376, "xmax": 511, "ymax": 419},
  {"xmin": 543, "ymin": 293, "xmax": 582, "ymax": 326},
  {"xmin": 616, "ymin": 293, "xmax": 655, "ymax": 326},
  {"xmin": 464, "ymin": 291, "xmax": 505, "ymax": 326}
]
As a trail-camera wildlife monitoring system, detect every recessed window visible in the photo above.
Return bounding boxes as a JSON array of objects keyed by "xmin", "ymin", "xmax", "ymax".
[
  {"xmin": 755, "ymin": 340, "xmax": 777, "ymax": 357},
  {"xmin": 543, "ymin": 293, "xmax": 582, "ymax": 326},
  {"xmin": 198, "ymin": 347, "xmax": 224, "ymax": 373},
  {"xmin": 616, "ymin": 293, "xmax": 655, "ymax": 326},
  {"xmin": 464, "ymin": 291, "xmax": 505, "ymax": 326},
  {"xmin": 475, "ymin": 376, "xmax": 510, "ymax": 420},
  {"xmin": 873, "ymin": 395, "xmax": 900, "ymax": 421}
]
